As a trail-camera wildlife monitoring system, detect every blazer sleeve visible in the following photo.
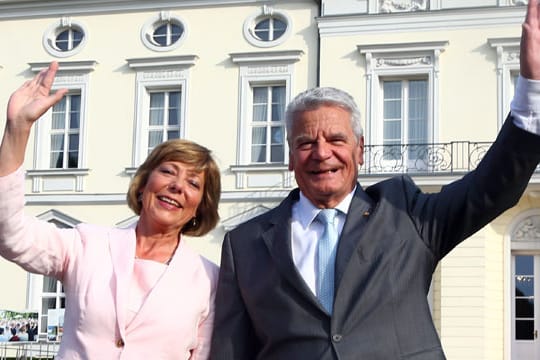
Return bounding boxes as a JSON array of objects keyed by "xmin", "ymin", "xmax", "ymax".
[
  {"xmin": 210, "ymin": 233, "xmax": 258, "ymax": 360},
  {"xmin": 0, "ymin": 166, "xmax": 77, "ymax": 280}
]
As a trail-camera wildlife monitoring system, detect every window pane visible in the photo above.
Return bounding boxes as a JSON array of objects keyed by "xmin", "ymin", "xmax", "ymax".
[
  {"xmin": 273, "ymin": 19, "xmax": 287, "ymax": 39},
  {"xmin": 148, "ymin": 131, "xmax": 163, "ymax": 150},
  {"xmin": 254, "ymin": 19, "xmax": 270, "ymax": 41},
  {"xmin": 51, "ymin": 134, "xmax": 64, "ymax": 152},
  {"xmin": 42, "ymin": 277, "xmax": 57, "ymax": 293},
  {"xmin": 153, "ymin": 24, "xmax": 168, "ymax": 46},
  {"xmin": 253, "ymin": 87, "xmax": 268, "ymax": 122},
  {"xmin": 516, "ymin": 298, "xmax": 535, "ymax": 318},
  {"xmin": 383, "ymin": 120, "xmax": 401, "ymax": 141},
  {"xmin": 516, "ymin": 276, "xmax": 534, "ymax": 297},
  {"xmin": 167, "ymin": 130, "xmax": 179, "ymax": 140},
  {"xmin": 50, "ymin": 152, "xmax": 63, "ymax": 169},
  {"xmin": 55, "ymin": 30, "xmax": 69, "ymax": 51},
  {"xmin": 168, "ymin": 91, "xmax": 181, "ymax": 126},
  {"xmin": 72, "ymin": 29, "xmax": 83, "ymax": 46},
  {"xmin": 251, "ymin": 127, "xmax": 267, "ymax": 163},
  {"xmin": 251, "ymin": 145, "xmax": 266, "ymax": 163},
  {"xmin": 271, "ymin": 126, "xmax": 284, "ymax": 145},
  {"xmin": 150, "ymin": 93, "xmax": 165, "ymax": 125},
  {"xmin": 69, "ymin": 95, "xmax": 81, "ymax": 129},
  {"xmin": 408, "ymin": 80, "xmax": 428, "ymax": 144},
  {"xmin": 271, "ymin": 86, "xmax": 286, "ymax": 122},
  {"xmin": 68, "ymin": 151, "xmax": 78, "ymax": 168},
  {"xmin": 516, "ymin": 255, "xmax": 534, "ymax": 275},
  {"xmin": 68, "ymin": 134, "xmax": 79, "ymax": 152},
  {"xmin": 170, "ymin": 23, "xmax": 183, "ymax": 43},
  {"xmin": 516, "ymin": 320, "xmax": 534, "ymax": 340},
  {"xmin": 270, "ymin": 145, "xmax": 284, "ymax": 163}
]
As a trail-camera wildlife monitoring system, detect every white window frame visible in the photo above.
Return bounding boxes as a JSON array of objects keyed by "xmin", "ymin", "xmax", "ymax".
[
  {"xmin": 127, "ymin": 55, "xmax": 196, "ymax": 168},
  {"xmin": 488, "ymin": 37, "xmax": 520, "ymax": 129},
  {"xmin": 140, "ymin": 11, "xmax": 187, "ymax": 52},
  {"xmin": 43, "ymin": 17, "xmax": 88, "ymax": 58},
  {"xmin": 243, "ymin": 5, "xmax": 292, "ymax": 48},
  {"xmin": 506, "ymin": 209, "xmax": 540, "ymax": 360},
  {"xmin": 29, "ymin": 61, "xmax": 95, "ymax": 193},
  {"xmin": 358, "ymin": 41, "xmax": 447, "ymax": 155},
  {"xmin": 229, "ymin": 50, "xmax": 303, "ymax": 189}
]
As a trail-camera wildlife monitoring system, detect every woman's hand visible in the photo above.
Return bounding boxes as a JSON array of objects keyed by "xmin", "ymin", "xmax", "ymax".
[
  {"xmin": 0, "ymin": 62, "xmax": 67, "ymax": 176},
  {"xmin": 6, "ymin": 61, "xmax": 67, "ymax": 132}
]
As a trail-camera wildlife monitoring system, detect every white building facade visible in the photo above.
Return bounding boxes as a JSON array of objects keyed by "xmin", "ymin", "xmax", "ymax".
[{"xmin": 0, "ymin": 0, "xmax": 537, "ymax": 358}]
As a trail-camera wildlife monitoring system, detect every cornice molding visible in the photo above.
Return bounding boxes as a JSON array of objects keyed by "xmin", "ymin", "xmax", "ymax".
[
  {"xmin": 0, "ymin": 0, "xmax": 309, "ymax": 20},
  {"xmin": 317, "ymin": 6, "xmax": 526, "ymax": 36}
]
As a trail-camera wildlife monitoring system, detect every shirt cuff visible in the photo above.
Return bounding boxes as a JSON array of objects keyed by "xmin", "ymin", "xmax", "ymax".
[{"xmin": 511, "ymin": 75, "xmax": 540, "ymax": 134}]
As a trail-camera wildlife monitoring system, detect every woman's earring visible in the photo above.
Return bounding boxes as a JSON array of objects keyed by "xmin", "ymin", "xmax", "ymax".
[
  {"xmin": 191, "ymin": 217, "xmax": 197, "ymax": 227},
  {"xmin": 137, "ymin": 192, "xmax": 143, "ymax": 203}
]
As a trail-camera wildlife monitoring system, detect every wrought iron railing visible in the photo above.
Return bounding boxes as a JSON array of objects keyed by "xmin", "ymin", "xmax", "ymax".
[{"xmin": 360, "ymin": 141, "xmax": 493, "ymax": 175}]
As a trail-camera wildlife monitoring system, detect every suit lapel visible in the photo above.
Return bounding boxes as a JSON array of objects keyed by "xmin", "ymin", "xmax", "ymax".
[
  {"xmin": 108, "ymin": 226, "xmax": 137, "ymax": 339},
  {"xmin": 334, "ymin": 186, "xmax": 374, "ymax": 289},
  {"xmin": 262, "ymin": 190, "xmax": 320, "ymax": 306}
]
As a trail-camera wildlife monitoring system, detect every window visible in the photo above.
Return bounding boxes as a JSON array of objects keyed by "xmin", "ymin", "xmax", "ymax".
[
  {"xmin": 55, "ymin": 28, "xmax": 83, "ymax": 52},
  {"xmin": 229, "ymin": 50, "xmax": 302, "ymax": 189},
  {"xmin": 153, "ymin": 22, "xmax": 184, "ymax": 47},
  {"xmin": 26, "ymin": 210, "xmax": 80, "ymax": 340},
  {"xmin": 254, "ymin": 17, "xmax": 287, "ymax": 42},
  {"xmin": 43, "ymin": 17, "xmax": 87, "ymax": 58},
  {"xmin": 243, "ymin": 6, "xmax": 292, "ymax": 48},
  {"xmin": 382, "ymin": 79, "xmax": 428, "ymax": 163},
  {"xmin": 358, "ymin": 41, "xmax": 447, "ymax": 173},
  {"xmin": 488, "ymin": 38, "xmax": 520, "ymax": 129},
  {"xmin": 28, "ymin": 61, "xmax": 95, "ymax": 193},
  {"xmin": 250, "ymin": 85, "xmax": 286, "ymax": 163},
  {"xmin": 41, "ymin": 277, "xmax": 66, "ymax": 341},
  {"xmin": 127, "ymin": 55, "xmax": 197, "ymax": 167},
  {"xmin": 141, "ymin": 12, "xmax": 186, "ymax": 52},
  {"xmin": 147, "ymin": 90, "xmax": 182, "ymax": 155},
  {"xmin": 50, "ymin": 93, "xmax": 81, "ymax": 169}
]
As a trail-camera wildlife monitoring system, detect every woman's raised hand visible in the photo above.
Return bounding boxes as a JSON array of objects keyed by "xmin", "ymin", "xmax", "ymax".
[{"xmin": 6, "ymin": 61, "xmax": 67, "ymax": 131}]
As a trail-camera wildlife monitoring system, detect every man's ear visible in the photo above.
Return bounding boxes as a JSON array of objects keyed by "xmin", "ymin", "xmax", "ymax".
[
  {"xmin": 288, "ymin": 151, "xmax": 294, "ymax": 171},
  {"xmin": 357, "ymin": 136, "xmax": 365, "ymax": 166}
]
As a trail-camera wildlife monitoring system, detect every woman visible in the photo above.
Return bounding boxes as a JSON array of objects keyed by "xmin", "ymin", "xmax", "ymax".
[{"xmin": 0, "ymin": 62, "xmax": 221, "ymax": 359}]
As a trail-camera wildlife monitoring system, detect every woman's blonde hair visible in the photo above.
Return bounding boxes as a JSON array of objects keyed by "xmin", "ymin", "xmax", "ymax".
[{"xmin": 127, "ymin": 139, "xmax": 221, "ymax": 236}]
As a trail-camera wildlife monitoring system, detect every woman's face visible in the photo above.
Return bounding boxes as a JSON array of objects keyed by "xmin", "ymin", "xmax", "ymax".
[{"xmin": 139, "ymin": 160, "xmax": 205, "ymax": 233}]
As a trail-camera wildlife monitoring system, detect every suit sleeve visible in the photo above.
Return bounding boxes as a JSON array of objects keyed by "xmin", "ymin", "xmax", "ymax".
[
  {"xmin": 412, "ymin": 116, "xmax": 540, "ymax": 259},
  {"xmin": 210, "ymin": 233, "xmax": 258, "ymax": 360}
]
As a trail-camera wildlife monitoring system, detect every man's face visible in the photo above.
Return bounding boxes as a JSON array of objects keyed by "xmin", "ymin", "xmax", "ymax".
[{"xmin": 288, "ymin": 105, "xmax": 364, "ymax": 208}]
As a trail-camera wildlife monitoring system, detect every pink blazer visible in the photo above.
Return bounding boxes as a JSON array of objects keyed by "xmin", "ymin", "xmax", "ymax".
[{"xmin": 0, "ymin": 168, "xmax": 218, "ymax": 359}]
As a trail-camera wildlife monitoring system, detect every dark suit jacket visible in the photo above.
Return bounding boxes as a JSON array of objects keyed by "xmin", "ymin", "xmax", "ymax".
[{"xmin": 210, "ymin": 117, "xmax": 540, "ymax": 360}]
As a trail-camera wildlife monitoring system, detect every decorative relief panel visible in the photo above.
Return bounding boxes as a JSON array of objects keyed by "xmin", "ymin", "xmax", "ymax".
[
  {"xmin": 513, "ymin": 215, "xmax": 540, "ymax": 242},
  {"xmin": 376, "ymin": 56, "xmax": 431, "ymax": 67},
  {"xmin": 247, "ymin": 65, "xmax": 289, "ymax": 75},
  {"xmin": 379, "ymin": 0, "xmax": 428, "ymax": 13}
]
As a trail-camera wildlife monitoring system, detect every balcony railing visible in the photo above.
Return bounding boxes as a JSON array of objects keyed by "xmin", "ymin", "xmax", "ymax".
[{"xmin": 360, "ymin": 141, "xmax": 492, "ymax": 175}]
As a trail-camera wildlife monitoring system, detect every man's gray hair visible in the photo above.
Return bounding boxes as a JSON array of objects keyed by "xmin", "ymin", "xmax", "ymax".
[{"xmin": 285, "ymin": 87, "xmax": 363, "ymax": 144}]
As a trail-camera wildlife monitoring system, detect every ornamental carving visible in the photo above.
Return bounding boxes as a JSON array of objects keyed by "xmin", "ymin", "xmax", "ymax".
[
  {"xmin": 379, "ymin": 0, "xmax": 428, "ymax": 13},
  {"xmin": 247, "ymin": 65, "xmax": 288, "ymax": 74},
  {"xmin": 376, "ymin": 56, "xmax": 431, "ymax": 67},
  {"xmin": 513, "ymin": 215, "xmax": 540, "ymax": 242}
]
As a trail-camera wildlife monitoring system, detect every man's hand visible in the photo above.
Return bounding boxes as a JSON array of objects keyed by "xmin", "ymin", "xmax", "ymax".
[{"xmin": 521, "ymin": 0, "xmax": 540, "ymax": 80}]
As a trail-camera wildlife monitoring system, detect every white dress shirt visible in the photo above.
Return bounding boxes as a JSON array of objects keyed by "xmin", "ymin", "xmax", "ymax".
[
  {"xmin": 291, "ymin": 189, "xmax": 354, "ymax": 295},
  {"xmin": 291, "ymin": 75, "xmax": 540, "ymax": 295}
]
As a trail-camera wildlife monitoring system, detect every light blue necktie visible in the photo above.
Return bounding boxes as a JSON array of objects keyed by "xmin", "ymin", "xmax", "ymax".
[{"xmin": 316, "ymin": 209, "xmax": 339, "ymax": 314}]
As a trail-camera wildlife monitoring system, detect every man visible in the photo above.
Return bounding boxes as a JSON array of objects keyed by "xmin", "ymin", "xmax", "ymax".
[{"xmin": 210, "ymin": 1, "xmax": 540, "ymax": 359}]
